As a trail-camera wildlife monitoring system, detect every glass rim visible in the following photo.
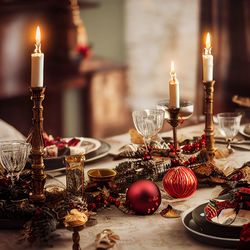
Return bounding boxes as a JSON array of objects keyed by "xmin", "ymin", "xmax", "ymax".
[
  {"xmin": 132, "ymin": 109, "xmax": 165, "ymax": 114},
  {"xmin": 217, "ymin": 112, "xmax": 242, "ymax": 118},
  {"xmin": 0, "ymin": 140, "xmax": 30, "ymax": 145},
  {"xmin": 65, "ymin": 154, "xmax": 85, "ymax": 162}
]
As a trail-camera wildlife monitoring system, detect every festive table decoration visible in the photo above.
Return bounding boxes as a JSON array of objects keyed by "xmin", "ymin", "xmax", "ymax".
[
  {"xmin": 64, "ymin": 209, "xmax": 88, "ymax": 250},
  {"xmin": 95, "ymin": 229, "xmax": 120, "ymax": 250},
  {"xmin": 162, "ymin": 166, "xmax": 198, "ymax": 198},
  {"xmin": 85, "ymin": 185, "xmax": 120, "ymax": 212},
  {"xmin": 20, "ymin": 207, "xmax": 58, "ymax": 245},
  {"xmin": 160, "ymin": 205, "xmax": 182, "ymax": 218},
  {"xmin": 125, "ymin": 180, "xmax": 161, "ymax": 215},
  {"xmin": 64, "ymin": 208, "xmax": 88, "ymax": 228}
]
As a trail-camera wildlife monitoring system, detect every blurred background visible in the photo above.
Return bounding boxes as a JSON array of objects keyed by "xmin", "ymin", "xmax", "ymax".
[{"xmin": 0, "ymin": 0, "xmax": 250, "ymax": 138}]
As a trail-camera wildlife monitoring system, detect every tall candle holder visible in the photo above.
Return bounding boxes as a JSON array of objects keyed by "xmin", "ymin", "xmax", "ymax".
[
  {"xmin": 29, "ymin": 87, "xmax": 46, "ymax": 203},
  {"xmin": 203, "ymin": 80, "xmax": 216, "ymax": 159},
  {"xmin": 158, "ymin": 100, "xmax": 194, "ymax": 150}
]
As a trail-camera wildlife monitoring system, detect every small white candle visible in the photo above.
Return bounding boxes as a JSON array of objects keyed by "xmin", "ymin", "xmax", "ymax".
[
  {"xmin": 31, "ymin": 26, "xmax": 44, "ymax": 87},
  {"xmin": 169, "ymin": 61, "xmax": 180, "ymax": 108},
  {"xmin": 202, "ymin": 33, "xmax": 213, "ymax": 81}
]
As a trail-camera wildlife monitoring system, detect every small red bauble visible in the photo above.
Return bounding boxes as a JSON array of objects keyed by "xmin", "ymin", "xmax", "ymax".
[
  {"xmin": 163, "ymin": 166, "xmax": 197, "ymax": 198},
  {"xmin": 126, "ymin": 180, "xmax": 161, "ymax": 215}
]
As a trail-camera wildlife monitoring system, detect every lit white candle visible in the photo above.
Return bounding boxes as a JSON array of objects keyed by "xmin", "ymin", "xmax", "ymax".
[
  {"xmin": 169, "ymin": 61, "xmax": 180, "ymax": 108},
  {"xmin": 202, "ymin": 33, "xmax": 213, "ymax": 81},
  {"xmin": 31, "ymin": 26, "xmax": 44, "ymax": 87}
]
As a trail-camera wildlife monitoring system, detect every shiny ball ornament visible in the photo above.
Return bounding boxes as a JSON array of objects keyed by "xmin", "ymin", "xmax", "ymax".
[
  {"xmin": 163, "ymin": 166, "xmax": 197, "ymax": 198},
  {"xmin": 126, "ymin": 180, "xmax": 161, "ymax": 215}
]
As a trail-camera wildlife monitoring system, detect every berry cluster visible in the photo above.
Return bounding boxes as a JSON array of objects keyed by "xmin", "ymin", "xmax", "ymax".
[
  {"xmin": 170, "ymin": 155, "xmax": 198, "ymax": 168},
  {"xmin": 85, "ymin": 183, "xmax": 121, "ymax": 212},
  {"xmin": 181, "ymin": 134, "xmax": 206, "ymax": 154},
  {"xmin": 87, "ymin": 194, "xmax": 121, "ymax": 212}
]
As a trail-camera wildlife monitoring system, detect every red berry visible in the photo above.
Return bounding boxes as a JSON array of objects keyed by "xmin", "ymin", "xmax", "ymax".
[{"xmin": 115, "ymin": 200, "xmax": 120, "ymax": 207}]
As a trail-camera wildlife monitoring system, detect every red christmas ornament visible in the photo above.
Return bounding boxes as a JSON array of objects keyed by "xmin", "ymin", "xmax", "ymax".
[
  {"xmin": 163, "ymin": 166, "xmax": 197, "ymax": 198},
  {"xmin": 126, "ymin": 180, "xmax": 161, "ymax": 215}
]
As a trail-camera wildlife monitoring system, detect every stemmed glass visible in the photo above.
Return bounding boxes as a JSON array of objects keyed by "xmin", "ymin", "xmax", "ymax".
[
  {"xmin": 132, "ymin": 109, "xmax": 165, "ymax": 150},
  {"xmin": 0, "ymin": 140, "xmax": 31, "ymax": 185},
  {"xmin": 217, "ymin": 112, "xmax": 242, "ymax": 153}
]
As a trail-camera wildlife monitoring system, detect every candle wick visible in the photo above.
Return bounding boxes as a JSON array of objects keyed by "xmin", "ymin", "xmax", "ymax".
[
  {"xmin": 170, "ymin": 71, "xmax": 176, "ymax": 81},
  {"xmin": 204, "ymin": 47, "xmax": 212, "ymax": 55},
  {"xmin": 34, "ymin": 43, "xmax": 41, "ymax": 53}
]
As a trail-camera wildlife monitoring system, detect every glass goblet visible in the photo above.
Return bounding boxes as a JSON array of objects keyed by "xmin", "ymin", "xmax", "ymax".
[
  {"xmin": 132, "ymin": 109, "xmax": 165, "ymax": 150},
  {"xmin": 0, "ymin": 140, "xmax": 31, "ymax": 185},
  {"xmin": 217, "ymin": 112, "xmax": 242, "ymax": 153}
]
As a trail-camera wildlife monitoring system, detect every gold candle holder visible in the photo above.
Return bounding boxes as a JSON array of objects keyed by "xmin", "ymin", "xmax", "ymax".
[
  {"xmin": 29, "ymin": 87, "xmax": 46, "ymax": 203},
  {"xmin": 168, "ymin": 107, "xmax": 180, "ymax": 150},
  {"xmin": 203, "ymin": 80, "xmax": 216, "ymax": 159},
  {"xmin": 158, "ymin": 100, "xmax": 194, "ymax": 151}
]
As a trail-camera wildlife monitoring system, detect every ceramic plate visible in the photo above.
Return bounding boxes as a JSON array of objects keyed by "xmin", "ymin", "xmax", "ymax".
[
  {"xmin": 45, "ymin": 141, "xmax": 111, "ymax": 172},
  {"xmin": 239, "ymin": 124, "xmax": 250, "ymax": 138},
  {"xmin": 182, "ymin": 205, "xmax": 240, "ymax": 248}
]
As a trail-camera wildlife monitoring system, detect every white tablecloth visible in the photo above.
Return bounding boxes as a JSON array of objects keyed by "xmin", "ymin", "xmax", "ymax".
[{"xmin": 0, "ymin": 124, "xmax": 249, "ymax": 250}]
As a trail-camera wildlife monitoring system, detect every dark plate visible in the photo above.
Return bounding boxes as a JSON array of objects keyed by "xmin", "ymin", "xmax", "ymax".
[
  {"xmin": 44, "ymin": 141, "xmax": 111, "ymax": 172},
  {"xmin": 192, "ymin": 203, "xmax": 242, "ymax": 238},
  {"xmin": 182, "ymin": 207, "xmax": 240, "ymax": 248}
]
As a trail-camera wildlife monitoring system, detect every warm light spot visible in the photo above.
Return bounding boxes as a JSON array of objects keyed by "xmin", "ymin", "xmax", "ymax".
[
  {"xmin": 171, "ymin": 61, "xmax": 175, "ymax": 73},
  {"xmin": 36, "ymin": 26, "xmax": 41, "ymax": 45},
  {"xmin": 206, "ymin": 32, "xmax": 211, "ymax": 49}
]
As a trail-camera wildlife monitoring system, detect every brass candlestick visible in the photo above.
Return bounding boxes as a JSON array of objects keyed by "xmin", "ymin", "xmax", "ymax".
[
  {"xmin": 29, "ymin": 87, "xmax": 46, "ymax": 203},
  {"xmin": 203, "ymin": 80, "xmax": 216, "ymax": 159},
  {"xmin": 158, "ymin": 100, "xmax": 194, "ymax": 151},
  {"xmin": 168, "ymin": 108, "xmax": 180, "ymax": 150}
]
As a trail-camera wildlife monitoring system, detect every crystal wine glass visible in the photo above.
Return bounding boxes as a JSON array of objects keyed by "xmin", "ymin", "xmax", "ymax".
[
  {"xmin": 0, "ymin": 140, "xmax": 31, "ymax": 185},
  {"xmin": 217, "ymin": 112, "xmax": 242, "ymax": 153},
  {"xmin": 132, "ymin": 109, "xmax": 165, "ymax": 150}
]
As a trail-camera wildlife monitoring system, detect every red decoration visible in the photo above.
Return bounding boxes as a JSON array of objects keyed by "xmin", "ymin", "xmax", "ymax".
[
  {"xmin": 126, "ymin": 180, "xmax": 161, "ymax": 215},
  {"xmin": 163, "ymin": 167, "xmax": 197, "ymax": 198}
]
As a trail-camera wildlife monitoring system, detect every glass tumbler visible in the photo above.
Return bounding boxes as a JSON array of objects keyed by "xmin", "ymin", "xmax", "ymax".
[{"xmin": 65, "ymin": 154, "xmax": 85, "ymax": 198}]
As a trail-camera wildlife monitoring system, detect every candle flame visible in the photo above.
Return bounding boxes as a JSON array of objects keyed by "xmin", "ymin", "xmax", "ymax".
[
  {"xmin": 171, "ymin": 61, "xmax": 175, "ymax": 73},
  {"xmin": 206, "ymin": 32, "xmax": 211, "ymax": 49},
  {"xmin": 34, "ymin": 26, "xmax": 42, "ymax": 53},
  {"xmin": 36, "ymin": 26, "xmax": 41, "ymax": 45}
]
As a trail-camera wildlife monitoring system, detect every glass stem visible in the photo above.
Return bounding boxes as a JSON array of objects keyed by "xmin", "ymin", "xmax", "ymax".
[
  {"xmin": 144, "ymin": 138, "xmax": 150, "ymax": 152},
  {"xmin": 9, "ymin": 173, "xmax": 15, "ymax": 188},
  {"xmin": 226, "ymin": 138, "xmax": 233, "ymax": 153}
]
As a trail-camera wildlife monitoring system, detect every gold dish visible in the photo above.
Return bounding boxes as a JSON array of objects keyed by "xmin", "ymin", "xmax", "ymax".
[{"xmin": 87, "ymin": 168, "xmax": 117, "ymax": 182}]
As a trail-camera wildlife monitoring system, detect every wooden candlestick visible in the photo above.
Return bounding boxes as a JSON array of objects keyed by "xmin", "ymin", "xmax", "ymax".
[
  {"xmin": 203, "ymin": 80, "xmax": 216, "ymax": 159},
  {"xmin": 29, "ymin": 87, "xmax": 46, "ymax": 203}
]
